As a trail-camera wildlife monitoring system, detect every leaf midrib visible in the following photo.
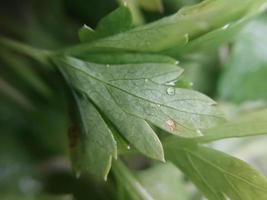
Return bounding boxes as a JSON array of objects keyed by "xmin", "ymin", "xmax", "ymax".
[{"xmin": 66, "ymin": 63, "xmax": 223, "ymax": 119}]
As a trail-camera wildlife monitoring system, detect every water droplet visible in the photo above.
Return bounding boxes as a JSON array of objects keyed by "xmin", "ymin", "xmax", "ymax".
[
  {"xmin": 157, "ymin": 104, "xmax": 161, "ymax": 107},
  {"xmin": 127, "ymin": 145, "xmax": 131, "ymax": 150},
  {"xmin": 184, "ymin": 34, "xmax": 189, "ymax": 43},
  {"xmin": 106, "ymin": 64, "xmax": 110, "ymax": 68},
  {"xmin": 76, "ymin": 171, "xmax": 81, "ymax": 179},
  {"xmin": 166, "ymin": 87, "xmax": 175, "ymax": 95},
  {"xmin": 189, "ymin": 82, "xmax": 194, "ymax": 87},
  {"xmin": 175, "ymin": 60, "xmax": 180, "ymax": 65},
  {"xmin": 145, "ymin": 78, "xmax": 148, "ymax": 82},
  {"xmin": 196, "ymin": 129, "xmax": 203, "ymax": 136},
  {"xmin": 166, "ymin": 119, "xmax": 176, "ymax": 131},
  {"xmin": 222, "ymin": 24, "xmax": 230, "ymax": 30}
]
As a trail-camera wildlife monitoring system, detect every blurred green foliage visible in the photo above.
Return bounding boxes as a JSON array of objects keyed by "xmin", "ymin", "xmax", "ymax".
[{"xmin": 1, "ymin": 0, "xmax": 267, "ymax": 199}]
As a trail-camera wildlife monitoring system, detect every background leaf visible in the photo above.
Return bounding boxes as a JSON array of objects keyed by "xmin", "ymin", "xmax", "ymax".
[
  {"xmin": 66, "ymin": 0, "xmax": 267, "ymax": 56},
  {"xmin": 112, "ymin": 160, "xmax": 154, "ymax": 200},
  {"xmin": 79, "ymin": 6, "xmax": 133, "ymax": 43},
  {"xmin": 137, "ymin": 162, "xmax": 194, "ymax": 200},
  {"xmin": 165, "ymin": 139, "xmax": 267, "ymax": 200},
  {"xmin": 197, "ymin": 109, "xmax": 267, "ymax": 143},
  {"xmin": 218, "ymin": 16, "xmax": 267, "ymax": 103}
]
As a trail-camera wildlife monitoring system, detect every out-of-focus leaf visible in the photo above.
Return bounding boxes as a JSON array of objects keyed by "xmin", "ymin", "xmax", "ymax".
[
  {"xmin": 0, "ymin": 78, "xmax": 34, "ymax": 110},
  {"xmin": 137, "ymin": 0, "xmax": 163, "ymax": 12},
  {"xmin": 71, "ymin": 96, "xmax": 117, "ymax": 180},
  {"xmin": 167, "ymin": 0, "xmax": 267, "ymax": 55},
  {"xmin": 163, "ymin": 0, "xmax": 197, "ymax": 11},
  {"xmin": 0, "ymin": 194, "xmax": 72, "ymax": 200},
  {"xmin": 0, "ymin": 52, "xmax": 51, "ymax": 98},
  {"xmin": 117, "ymin": 0, "xmax": 145, "ymax": 25},
  {"xmin": 197, "ymin": 109, "xmax": 267, "ymax": 143},
  {"xmin": 112, "ymin": 160, "xmax": 154, "ymax": 200},
  {"xmin": 165, "ymin": 139, "xmax": 267, "ymax": 200},
  {"xmin": 65, "ymin": 0, "xmax": 267, "ymax": 56},
  {"xmin": 219, "ymin": 17, "xmax": 267, "ymax": 102},
  {"xmin": 137, "ymin": 162, "xmax": 193, "ymax": 200},
  {"xmin": 79, "ymin": 6, "xmax": 132, "ymax": 43}
]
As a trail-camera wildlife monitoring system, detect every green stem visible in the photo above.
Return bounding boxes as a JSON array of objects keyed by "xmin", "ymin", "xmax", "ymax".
[
  {"xmin": 112, "ymin": 159, "xmax": 154, "ymax": 200},
  {"xmin": 0, "ymin": 36, "xmax": 52, "ymax": 65}
]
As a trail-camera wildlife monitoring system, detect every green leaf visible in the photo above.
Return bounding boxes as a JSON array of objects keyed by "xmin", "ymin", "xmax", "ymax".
[
  {"xmin": 0, "ymin": 51, "xmax": 51, "ymax": 98},
  {"xmin": 166, "ymin": 0, "xmax": 267, "ymax": 55},
  {"xmin": 79, "ymin": 6, "xmax": 132, "ymax": 43},
  {"xmin": 80, "ymin": 52, "xmax": 177, "ymax": 65},
  {"xmin": 66, "ymin": 0, "xmax": 267, "ymax": 56},
  {"xmin": 218, "ymin": 17, "xmax": 267, "ymax": 102},
  {"xmin": 96, "ymin": 5, "xmax": 132, "ymax": 36},
  {"xmin": 71, "ymin": 95, "xmax": 117, "ymax": 180},
  {"xmin": 55, "ymin": 57, "xmax": 165, "ymax": 161},
  {"xmin": 137, "ymin": 0, "xmax": 163, "ymax": 12},
  {"xmin": 78, "ymin": 25, "xmax": 96, "ymax": 43},
  {"xmin": 197, "ymin": 109, "xmax": 267, "ymax": 143},
  {"xmin": 168, "ymin": 19, "xmax": 244, "ymax": 56},
  {"xmin": 165, "ymin": 139, "xmax": 267, "ymax": 200},
  {"xmin": 58, "ymin": 56, "xmax": 223, "ymax": 137},
  {"xmin": 117, "ymin": 0, "xmax": 145, "ymax": 25},
  {"xmin": 137, "ymin": 162, "xmax": 193, "ymax": 200}
]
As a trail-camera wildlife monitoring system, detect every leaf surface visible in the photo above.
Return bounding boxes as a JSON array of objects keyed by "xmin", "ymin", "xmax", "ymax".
[
  {"xmin": 198, "ymin": 109, "xmax": 267, "ymax": 143},
  {"xmin": 79, "ymin": 6, "xmax": 132, "ymax": 43},
  {"xmin": 165, "ymin": 139, "xmax": 267, "ymax": 200},
  {"xmin": 60, "ymin": 56, "xmax": 223, "ymax": 138},
  {"xmin": 71, "ymin": 96, "xmax": 117, "ymax": 179},
  {"xmin": 56, "ymin": 57, "xmax": 165, "ymax": 161},
  {"xmin": 66, "ymin": 0, "xmax": 267, "ymax": 56},
  {"xmin": 218, "ymin": 17, "xmax": 267, "ymax": 102}
]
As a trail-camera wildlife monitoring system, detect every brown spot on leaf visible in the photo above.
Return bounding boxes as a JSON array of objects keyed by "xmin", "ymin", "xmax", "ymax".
[
  {"xmin": 166, "ymin": 119, "xmax": 176, "ymax": 132},
  {"xmin": 68, "ymin": 124, "xmax": 79, "ymax": 148}
]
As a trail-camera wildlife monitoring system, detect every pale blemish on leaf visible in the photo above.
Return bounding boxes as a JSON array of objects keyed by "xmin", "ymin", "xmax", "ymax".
[{"xmin": 166, "ymin": 119, "xmax": 176, "ymax": 132}]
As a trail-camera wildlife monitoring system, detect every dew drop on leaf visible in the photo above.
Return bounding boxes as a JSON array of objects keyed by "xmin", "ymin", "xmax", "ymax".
[
  {"xmin": 166, "ymin": 87, "xmax": 175, "ymax": 95},
  {"xmin": 106, "ymin": 64, "xmax": 110, "ymax": 67}
]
